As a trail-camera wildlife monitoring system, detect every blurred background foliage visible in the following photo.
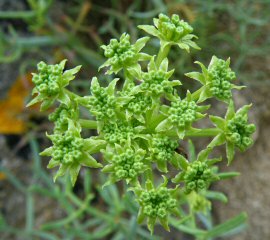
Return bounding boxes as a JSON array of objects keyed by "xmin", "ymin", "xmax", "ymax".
[{"xmin": 0, "ymin": 0, "xmax": 269, "ymax": 239}]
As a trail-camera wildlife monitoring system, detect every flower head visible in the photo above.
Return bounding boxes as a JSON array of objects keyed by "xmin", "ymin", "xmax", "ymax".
[
  {"xmin": 100, "ymin": 33, "xmax": 150, "ymax": 74},
  {"xmin": 102, "ymin": 147, "xmax": 148, "ymax": 185},
  {"xmin": 139, "ymin": 13, "xmax": 199, "ymax": 52},
  {"xmin": 186, "ymin": 56, "xmax": 240, "ymax": 103},
  {"xmin": 209, "ymin": 102, "xmax": 256, "ymax": 164},
  {"xmin": 133, "ymin": 178, "xmax": 179, "ymax": 233},
  {"xmin": 27, "ymin": 60, "xmax": 81, "ymax": 110}
]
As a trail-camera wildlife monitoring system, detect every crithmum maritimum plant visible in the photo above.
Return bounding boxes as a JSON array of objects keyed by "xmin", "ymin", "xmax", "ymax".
[{"xmin": 27, "ymin": 13, "xmax": 256, "ymax": 238}]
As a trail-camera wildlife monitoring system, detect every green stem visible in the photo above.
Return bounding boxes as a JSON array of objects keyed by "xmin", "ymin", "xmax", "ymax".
[
  {"xmin": 79, "ymin": 119, "xmax": 97, "ymax": 129},
  {"xmin": 64, "ymin": 89, "xmax": 81, "ymax": 100},
  {"xmin": 145, "ymin": 169, "xmax": 154, "ymax": 182},
  {"xmin": 185, "ymin": 128, "xmax": 221, "ymax": 137},
  {"xmin": 166, "ymin": 128, "xmax": 220, "ymax": 138},
  {"xmin": 0, "ymin": 11, "xmax": 36, "ymax": 19},
  {"xmin": 156, "ymin": 43, "xmax": 171, "ymax": 67},
  {"xmin": 122, "ymin": 68, "xmax": 134, "ymax": 91}
]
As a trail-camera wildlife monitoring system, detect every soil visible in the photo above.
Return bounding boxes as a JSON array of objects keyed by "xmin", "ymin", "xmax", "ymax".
[{"xmin": 213, "ymin": 88, "xmax": 270, "ymax": 240}]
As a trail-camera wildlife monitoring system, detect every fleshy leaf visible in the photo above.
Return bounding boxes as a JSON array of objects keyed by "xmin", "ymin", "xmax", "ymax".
[
  {"xmin": 138, "ymin": 25, "xmax": 159, "ymax": 37},
  {"xmin": 155, "ymin": 119, "xmax": 172, "ymax": 132},
  {"xmin": 69, "ymin": 163, "xmax": 81, "ymax": 186},
  {"xmin": 134, "ymin": 36, "xmax": 150, "ymax": 51},
  {"xmin": 226, "ymin": 142, "xmax": 235, "ymax": 165},
  {"xmin": 209, "ymin": 115, "xmax": 226, "ymax": 129},
  {"xmin": 185, "ymin": 72, "xmax": 205, "ymax": 84},
  {"xmin": 208, "ymin": 134, "xmax": 226, "ymax": 148}
]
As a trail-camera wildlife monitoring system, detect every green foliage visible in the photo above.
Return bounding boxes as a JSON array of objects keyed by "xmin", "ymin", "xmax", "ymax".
[
  {"xmin": 100, "ymin": 33, "xmax": 150, "ymax": 74},
  {"xmin": 0, "ymin": 138, "xmax": 161, "ymax": 240},
  {"xmin": 133, "ymin": 178, "xmax": 179, "ymax": 233},
  {"xmin": 102, "ymin": 147, "xmax": 148, "ymax": 185},
  {"xmin": 27, "ymin": 13, "xmax": 256, "ymax": 238},
  {"xmin": 148, "ymin": 134, "xmax": 179, "ymax": 172},
  {"xmin": 209, "ymin": 102, "xmax": 256, "ymax": 164},
  {"xmin": 186, "ymin": 56, "xmax": 241, "ymax": 103},
  {"xmin": 138, "ymin": 13, "xmax": 200, "ymax": 53},
  {"xmin": 27, "ymin": 60, "xmax": 81, "ymax": 110}
]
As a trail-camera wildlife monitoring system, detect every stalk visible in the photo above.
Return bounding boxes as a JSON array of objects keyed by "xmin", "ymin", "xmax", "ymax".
[
  {"xmin": 156, "ymin": 43, "xmax": 171, "ymax": 67},
  {"xmin": 185, "ymin": 128, "xmax": 221, "ymax": 137},
  {"xmin": 79, "ymin": 119, "xmax": 97, "ymax": 129}
]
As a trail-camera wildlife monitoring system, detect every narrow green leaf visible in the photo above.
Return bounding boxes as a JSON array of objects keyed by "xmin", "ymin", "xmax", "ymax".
[
  {"xmin": 195, "ymin": 61, "xmax": 208, "ymax": 77},
  {"xmin": 107, "ymin": 78, "xmax": 119, "ymax": 95},
  {"xmin": 69, "ymin": 164, "xmax": 81, "ymax": 186},
  {"xmin": 197, "ymin": 148, "xmax": 212, "ymax": 162},
  {"xmin": 160, "ymin": 58, "xmax": 168, "ymax": 72},
  {"xmin": 185, "ymin": 71, "xmax": 205, "ymax": 84},
  {"xmin": 159, "ymin": 217, "xmax": 170, "ymax": 232},
  {"xmin": 204, "ymin": 213, "xmax": 247, "ymax": 238},
  {"xmin": 147, "ymin": 217, "xmax": 156, "ymax": 234},
  {"xmin": 225, "ymin": 101, "xmax": 235, "ymax": 120},
  {"xmin": 147, "ymin": 56, "xmax": 156, "ymax": 71},
  {"xmin": 156, "ymin": 159, "xmax": 168, "ymax": 173},
  {"xmin": 173, "ymin": 152, "xmax": 188, "ymax": 170},
  {"xmin": 137, "ymin": 208, "xmax": 146, "ymax": 224},
  {"xmin": 53, "ymin": 164, "xmax": 68, "ymax": 182},
  {"xmin": 26, "ymin": 94, "xmax": 43, "ymax": 107},
  {"xmin": 217, "ymin": 171, "xmax": 240, "ymax": 180},
  {"xmin": 209, "ymin": 115, "xmax": 226, "ymax": 129},
  {"xmin": 40, "ymin": 146, "xmax": 53, "ymax": 156},
  {"xmin": 80, "ymin": 154, "xmax": 102, "ymax": 168},
  {"xmin": 134, "ymin": 36, "xmax": 150, "ymax": 51},
  {"xmin": 155, "ymin": 119, "xmax": 172, "ymax": 132},
  {"xmin": 236, "ymin": 104, "xmax": 252, "ymax": 116},
  {"xmin": 208, "ymin": 134, "xmax": 226, "ymax": 148},
  {"xmin": 226, "ymin": 142, "xmax": 235, "ymax": 165},
  {"xmin": 138, "ymin": 25, "xmax": 159, "ymax": 37},
  {"xmin": 204, "ymin": 190, "xmax": 228, "ymax": 203},
  {"xmin": 47, "ymin": 159, "xmax": 59, "ymax": 169}
]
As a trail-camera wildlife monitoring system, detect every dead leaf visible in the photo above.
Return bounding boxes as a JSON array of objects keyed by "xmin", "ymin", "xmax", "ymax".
[
  {"xmin": 0, "ymin": 73, "xmax": 32, "ymax": 134},
  {"xmin": 0, "ymin": 172, "xmax": 6, "ymax": 181}
]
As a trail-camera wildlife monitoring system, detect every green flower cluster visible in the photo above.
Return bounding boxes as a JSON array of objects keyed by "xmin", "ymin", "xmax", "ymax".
[
  {"xmin": 32, "ymin": 61, "xmax": 62, "ymax": 96},
  {"xmin": 141, "ymin": 70, "xmax": 173, "ymax": 95},
  {"xmin": 209, "ymin": 58, "xmax": 236, "ymax": 101},
  {"xmin": 139, "ymin": 13, "xmax": 199, "ymax": 53},
  {"xmin": 151, "ymin": 135, "xmax": 178, "ymax": 161},
  {"xmin": 101, "ymin": 121, "xmax": 135, "ymax": 144},
  {"xmin": 100, "ymin": 33, "xmax": 150, "ymax": 74},
  {"xmin": 126, "ymin": 93, "xmax": 152, "ymax": 115},
  {"xmin": 150, "ymin": 135, "xmax": 178, "ymax": 172},
  {"xmin": 168, "ymin": 99, "xmax": 198, "ymax": 128},
  {"xmin": 48, "ymin": 104, "xmax": 78, "ymax": 132},
  {"xmin": 41, "ymin": 125, "xmax": 104, "ymax": 185},
  {"xmin": 184, "ymin": 162, "xmax": 215, "ymax": 193},
  {"xmin": 28, "ymin": 59, "xmax": 81, "ymax": 110},
  {"xmin": 227, "ymin": 115, "xmax": 256, "ymax": 151},
  {"xmin": 157, "ymin": 14, "xmax": 193, "ymax": 42},
  {"xmin": 28, "ymin": 13, "xmax": 256, "ymax": 236},
  {"xmin": 88, "ymin": 80, "xmax": 117, "ymax": 121},
  {"xmin": 209, "ymin": 103, "xmax": 256, "ymax": 164},
  {"xmin": 102, "ymin": 148, "xmax": 147, "ymax": 184},
  {"xmin": 49, "ymin": 131, "xmax": 84, "ymax": 165},
  {"xmin": 186, "ymin": 56, "xmax": 240, "ymax": 103},
  {"xmin": 134, "ymin": 179, "xmax": 179, "ymax": 233},
  {"xmin": 140, "ymin": 187, "xmax": 176, "ymax": 218},
  {"xmin": 103, "ymin": 34, "xmax": 136, "ymax": 69},
  {"xmin": 181, "ymin": 161, "xmax": 217, "ymax": 193}
]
